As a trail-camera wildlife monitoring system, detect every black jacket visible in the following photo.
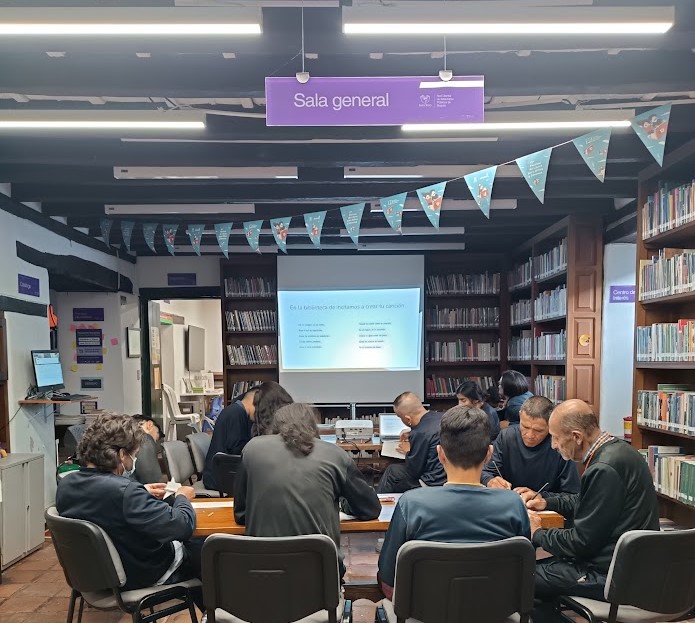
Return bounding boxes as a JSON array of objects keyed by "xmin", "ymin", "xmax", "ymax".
[
  {"xmin": 406, "ymin": 411, "xmax": 446, "ymax": 486},
  {"xmin": 532, "ymin": 439, "xmax": 660, "ymax": 573},
  {"xmin": 56, "ymin": 468, "xmax": 196, "ymax": 590}
]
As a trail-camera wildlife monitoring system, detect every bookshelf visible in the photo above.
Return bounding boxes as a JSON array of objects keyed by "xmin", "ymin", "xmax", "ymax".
[
  {"xmin": 220, "ymin": 256, "xmax": 278, "ymax": 404},
  {"xmin": 632, "ymin": 138, "xmax": 695, "ymax": 527},
  {"xmin": 506, "ymin": 215, "xmax": 603, "ymax": 408},
  {"xmin": 424, "ymin": 253, "xmax": 506, "ymax": 410}
]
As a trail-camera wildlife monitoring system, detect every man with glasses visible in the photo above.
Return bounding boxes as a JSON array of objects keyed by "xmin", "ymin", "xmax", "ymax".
[{"xmin": 481, "ymin": 396, "xmax": 580, "ymax": 498}]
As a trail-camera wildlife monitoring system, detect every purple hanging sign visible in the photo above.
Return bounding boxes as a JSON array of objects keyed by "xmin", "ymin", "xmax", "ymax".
[
  {"xmin": 265, "ymin": 75, "xmax": 484, "ymax": 127},
  {"xmin": 609, "ymin": 285, "xmax": 636, "ymax": 303}
]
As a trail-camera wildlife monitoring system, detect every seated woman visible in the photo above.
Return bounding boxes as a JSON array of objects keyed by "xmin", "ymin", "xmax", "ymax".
[
  {"xmin": 56, "ymin": 414, "xmax": 201, "ymax": 595},
  {"xmin": 455, "ymin": 381, "xmax": 501, "ymax": 442},
  {"xmin": 131, "ymin": 414, "xmax": 165, "ymax": 484},
  {"xmin": 251, "ymin": 380, "xmax": 294, "ymax": 435},
  {"xmin": 498, "ymin": 370, "xmax": 534, "ymax": 426},
  {"xmin": 234, "ymin": 403, "xmax": 381, "ymax": 575}
]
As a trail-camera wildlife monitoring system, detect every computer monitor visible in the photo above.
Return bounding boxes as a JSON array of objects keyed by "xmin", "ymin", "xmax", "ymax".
[{"xmin": 31, "ymin": 350, "xmax": 65, "ymax": 393}]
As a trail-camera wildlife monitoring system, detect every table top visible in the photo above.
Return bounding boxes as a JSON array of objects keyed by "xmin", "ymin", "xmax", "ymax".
[
  {"xmin": 19, "ymin": 396, "xmax": 96, "ymax": 405},
  {"xmin": 191, "ymin": 497, "xmax": 564, "ymax": 538},
  {"xmin": 179, "ymin": 390, "xmax": 224, "ymax": 397}
]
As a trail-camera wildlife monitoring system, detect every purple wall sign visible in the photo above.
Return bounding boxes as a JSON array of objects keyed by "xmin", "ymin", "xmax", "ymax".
[
  {"xmin": 18, "ymin": 274, "xmax": 40, "ymax": 297},
  {"xmin": 167, "ymin": 273, "xmax": 197, "ymax": 286},
  {"xmin": 76, "ymin": 329, "xmax": 104, "ymax": 364},
  {"xmin": 265, "ymin": 76, "xmax": 485, "ymax": 127},
  {"xmin": 609, "ymin": 285, "xmax": 636, "ymax": 303},
  {"xmin": 73, "ymin": 308, "xmax": 105, "ymax": 322}
]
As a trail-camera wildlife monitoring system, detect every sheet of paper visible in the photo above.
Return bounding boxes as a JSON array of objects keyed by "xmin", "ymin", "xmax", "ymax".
[
  {"xmin": 192, "ymin": 500, "xmax": 235, "ymax": 509},
  {"xmin": 339, "ymin": 512, "xmax": 356, "ymax": 521},
  {"xmin": 380, "ymin": 439, "xmax": 406, "ymax": 460},
  {"xmin": 163, "ymin": 480, "xmax": 181, "ymax": 499}
]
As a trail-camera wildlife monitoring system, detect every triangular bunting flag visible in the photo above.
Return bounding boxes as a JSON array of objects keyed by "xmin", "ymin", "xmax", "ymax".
[
  {"xmin": 214, "ymin": 223, "xmax": 233, "ymax": 259},
  {"xmin": 340, "ymin": 203, "xmax": 365, "ymax": 246},
  {"xmin": 304, "ymin": 211, "xmax": 327, "ymax": 248},
  {"xmin": 243, "ymin": 220, "xmax": 263, "ymax": 253},
  {"xmin": 187, "ymin": 224, "xmax": 205, "ymax": 256},
  {"xmin": 631, "ymin": 104, "xmax": 671, "ymax": 166},
  {"xmin": 121, "ymin": 221, "xmax": 135, "ymax": 254},
  {"xmin": 142, "ymin": 223, "xmax": 158, "ymax": 254},
  {"xmin": 100, "ymin": 219, "xmax": 113, "ymax": 247},
  {"xmin": 516, "ymin": 148, "xmax": 552, "ymax": 204},
  {"xmin": 573, "ymin": 128, "xmax": 611, "ymax": 182},
  {"xmin": 416, "ymin": 182, "xmax": 446, "ymax": 229},
  {"xmin": 163, "ymin": 224, "xmax": 178, "ymax": 256},
  {"xmin": 270, "ymin": 217, "xmax": 291, "ymax": 254},
  {"xmin": 380, "ymin": 192, "xmax": 407, "ymax": 233},
  {"xmin": 464, "ymin": 166, "xmax": 498, "ymax": 218}
]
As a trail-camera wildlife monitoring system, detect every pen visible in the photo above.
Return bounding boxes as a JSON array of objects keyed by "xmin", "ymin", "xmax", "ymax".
[
  {"xmin": 531, "ymin": 482, "xmax": 550, "ymax": 500},
  {"xmin": 492, "ymin": 461, "xmax": 504, "ymax": 478}
]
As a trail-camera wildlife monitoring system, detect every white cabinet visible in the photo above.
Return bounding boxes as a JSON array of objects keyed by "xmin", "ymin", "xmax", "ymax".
[{"xmin": 0, "ymin": 453, "xmax": 45, "ymax": 569}]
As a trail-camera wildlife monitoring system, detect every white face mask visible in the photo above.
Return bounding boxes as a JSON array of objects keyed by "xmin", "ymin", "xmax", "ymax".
[{"xmin": 122, "ymin": 453, "xmax": 137, "ymax": 478}]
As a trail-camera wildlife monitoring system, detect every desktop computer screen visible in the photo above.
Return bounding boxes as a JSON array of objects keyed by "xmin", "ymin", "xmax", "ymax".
[{"xmin": 31, "ymin": 350, "xmax": 65, "ymax": 392}]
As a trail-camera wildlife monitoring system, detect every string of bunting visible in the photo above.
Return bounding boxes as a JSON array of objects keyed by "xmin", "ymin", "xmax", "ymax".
[{"xmin": 100, "ymin": 104, "xmax": 671, "ymax": 257}]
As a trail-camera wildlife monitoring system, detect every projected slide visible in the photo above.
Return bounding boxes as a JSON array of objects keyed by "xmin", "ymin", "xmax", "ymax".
[{"xmin": 278, "ymin": 288, "xmax": 422, "ymax": 371}]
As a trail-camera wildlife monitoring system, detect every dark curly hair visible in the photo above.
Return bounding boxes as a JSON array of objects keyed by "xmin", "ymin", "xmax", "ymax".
[
  {"xmin": 77, "ymin": 414, "xmax": 144, "ymax": 472},
  {"xmin": 272, "ymin": 403, "xmax": 319, "ymax": 456},
  {"xmin": 253, "ymin": 381, "xmax": 294, "ymax": 436}
]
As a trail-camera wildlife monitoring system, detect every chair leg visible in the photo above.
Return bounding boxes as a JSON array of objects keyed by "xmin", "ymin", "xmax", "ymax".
[
  {"xmin": 186, "ymin": 594, "xmax": 198, "ymax": 623},
  {"xmin": 76, "ymin": 595, "xmax": 85, "ymax": 623},
  {"xmin": 66, "ymin": 589, "xmax": 79, "ymax": 623}
]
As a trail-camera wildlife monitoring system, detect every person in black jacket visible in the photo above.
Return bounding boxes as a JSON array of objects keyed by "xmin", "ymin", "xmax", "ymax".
[
  {"xmin": 56, "ymin": 414, "xmax": 201, "ymax": 598},
  {"xmin": 131, "ymin": 414, "xmax": 164, "ymax": 485},
  {"xmin": 526, "ymin": 399, "xmax": 659, "ymax": 610},
  {"xmin": 376, "ymin": 392, "xmax": 446, "ymax": 493}
]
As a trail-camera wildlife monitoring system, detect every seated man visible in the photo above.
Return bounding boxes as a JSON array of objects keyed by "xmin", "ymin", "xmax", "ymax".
[
  {"xmin": 527, "ymin": 399, "xmax": 660, "ymax": 607},
  {"xmin": 234, "ymin": 403, "xmax": 381, "ymax": 575},
  {"xmin": 481, "ymin": 396, "xmax": 580, "ymax": 496},
  {"xmin": 377, "ymin": 392, "xmax": 446, "ymax": 493},
  {"xmin": 377, "ymin": 406, "xmax": 531, "ymax": 599},
  {"xmin": 202, "ymin": 387, "xmax": 257, "ymax": 491},
  {"xmin": 56, "ymin": 414, "xmax": 201, "ymax": 596}
]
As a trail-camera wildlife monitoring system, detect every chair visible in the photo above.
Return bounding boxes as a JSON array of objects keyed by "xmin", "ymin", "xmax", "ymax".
[
  {"xmin": 559, "ymin": 529, "xmax": 695, "ymax": 623},
  {"xmin": 376, "ymin": 538, "xmax": 535, "ymax": 623},
  {"xmin": 161, "ymin": 440, "xmax": 220, "ymax": 498},
  {"xmin": 162, "ymin": 383, "xmax": 201, "ymax": 441},
  {"xmin": 201, "ymin": 533, "xmax": 351, "ymax": 623},
  {"xmin": 186, "ymin": 432, "xmax": 212, "ymax": 477},
  {"xmin": 45, "ymin": 507, "xmax": 200, "ymax": 623},
  {"xmin": 211, "ymin": 452, "xmax": 242, "ymax": 498}
]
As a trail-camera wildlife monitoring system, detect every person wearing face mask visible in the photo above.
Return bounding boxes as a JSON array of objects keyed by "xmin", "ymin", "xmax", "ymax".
[{"xmin": 56, "ymin": 414, "xmax": 201, "ymax": 595}]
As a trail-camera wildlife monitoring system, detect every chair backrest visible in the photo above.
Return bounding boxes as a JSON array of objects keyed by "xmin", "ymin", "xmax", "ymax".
[
  {"xmin": 393, "ymin": 538, "xmax": 535, "ymax": 623},
  {"xmin": 64, "ymin": 424, "xmax": 88, "ymax": 456},
  {"xmin": 45, "ymin": 507, "xmax": 127, "ymax": 594},
  {"xmin": 202, "ymin": 534, "xmax": 341, "ymax": 623},
  {"xmin": 211, "ymin": 452, "xmax": 242, "ymax": 497},
  {"xmin": 605, "ymin": 528, "xmax": 695, "ymax": 615},
  {"xmin": 162, "ymin": 383, "xmax": 183, "ymax": 418},
  {"xmin": 161, "ymin": 440, "xmax": 196, "ymax": 484},
  {"xmin": 186, "ymin": 432, "xmax": 211, "ymax": 474}
]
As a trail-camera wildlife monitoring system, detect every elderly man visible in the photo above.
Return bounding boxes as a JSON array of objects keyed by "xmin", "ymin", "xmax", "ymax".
[{"xmin": 526, "ymin": 399, "xmax": 659, "ymax": 607}]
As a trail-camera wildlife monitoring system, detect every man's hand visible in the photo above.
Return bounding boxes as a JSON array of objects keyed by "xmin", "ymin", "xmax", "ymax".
[
  {"xmin": 487, "ymin": 476, "xmax": 512, "ymax": 490},
  {"xmin": 175, "ymin": 485, "xmax": 196, "ymax": 501},
  {"xmin": 399, "ymin": 430, "xmax": 410, "ymax": 443},
  {"xmin": 527, "ymin": 510, "xmax": 542, "ymax": 537},
  {"xmin": 396, "ymin": 441, "xmax": 410, "ymax": 455},
  {"xmin": 514, "ymin": 487, "xmax": 539, "ymax": 504},
  {"xmin": 526, "ymin": 495, "xmax": 548, "ymax": 511},
  {"xmin": 144, "ymin": 483, "xmax": 166, "ymax": 499}
]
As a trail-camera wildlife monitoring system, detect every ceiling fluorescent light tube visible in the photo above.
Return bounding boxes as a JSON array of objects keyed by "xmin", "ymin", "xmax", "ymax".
[
  {"xmin": 403, "ymin": 120, "xmax": 631, "ymax": 132},
  {"xmin": 105, "ymin": 203, "xmax": 255, "ymax": 216},
  {"xmin": 0, "ymin": 110, "xmax": 205, "ymax": 131},
  {"xmin": 114, "ymin": 166, "xmax": 297, "ymax": 180},
  {"xmin": 370, "ymin": 199, "xmax": 516, "ymax": 212}
]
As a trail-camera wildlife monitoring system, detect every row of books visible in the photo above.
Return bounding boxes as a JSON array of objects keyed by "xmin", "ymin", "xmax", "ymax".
[
  {"xmin": 636, "ymin": 319, "xmax": 695, "ymax": 361},
  {"xmin": 639, "ymin": 248, "xmax": 695, "ymax": 300},
  {"xmin": 511, "ymin": 299, "xmax": 532, "ymax": 325},
  {"xmin": 509, "ymin": 334, "xmax": 532, "ymax": 360},
  {"xmin": 226, "ymin": 344, "xmax": 278, "ymax": 366},
  {"xmin": 641, "ymin": 179, "xmax": 695, "ymax": 240},
  {"xmin": 225, "ymin": 309, "xmax": 277, "ymax": 332},
  {"xmin": 508, "ymin": 258, "xmax": 532, "ymax": 290},
  {"xmin": 534, "ymin": 286, "xmax": 567, "ymax": 321},
  {"xmin": 224, "ymin": 277, "xmax": 276, "ymax": 298},
  {"xmin": 535, "ymin": 374, "xmax": 566, "ymax": 403},
  {"xmin": 426, "ymin": 272, "xmax": 501, "ymax": 295},
  {"xmin": 535, "ymin": 329, "xmax": 567, "ymax": 360},
  {"xmin": 426, "ymin": 306, "xmax": 499, "ymax": 329},
  {"xmin": 636, "ymin": 386, "xmax": 695, "ymax": 435},
  {"xmin": 426, "ymin": 339, "xmax": 501, "ymax": 362},
  {"xmin": 643, "ymin": 446, "xmax": 695, "ymax": 507},
  {"xmin": 425, "ymin": 375, "xmax": 496, "ymax": 398},
  {"xmin": 228, "ymin": 380, "xmax": 264, "ymax": 399},
  {"xmin": 534, "ymin": 238, "xmax": 567, "ymax": 280}
]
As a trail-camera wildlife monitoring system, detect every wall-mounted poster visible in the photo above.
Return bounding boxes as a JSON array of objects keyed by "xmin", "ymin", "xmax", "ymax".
[{"xmin": 127, "ymin": 327, "xmax": 141, "ymax": 358}]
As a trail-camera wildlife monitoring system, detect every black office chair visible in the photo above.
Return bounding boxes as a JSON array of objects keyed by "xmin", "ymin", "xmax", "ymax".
[
  {"xmin": 211, "ymin": 452, "xmax": 242, "ymax": 497},
  {"xmin": 46, "ymin": 507, "xmax": 200, "ymax": 623},
  {"xmin": 202, "ymin": 533, "xmax": 351, "ymax": 623},
  {"xmin": 376, "ymin": 537, "xmax": 535, "ymax": 623},
  {"xmin": 186, "ymin": 432, "xmax": 212, "ymax": 478},
  {"xmin": 559, "ymin": 528, "xmax": 695, "ymax": 623}
]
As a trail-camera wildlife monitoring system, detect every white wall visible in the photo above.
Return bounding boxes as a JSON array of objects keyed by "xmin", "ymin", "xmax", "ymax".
[
  {"xmin": 599, "ymin": 243, "xmax": 637, "ymax": 437},
  {"xmin": 137, "ymin": 256, "xmax": 220, "ymax": 289}
]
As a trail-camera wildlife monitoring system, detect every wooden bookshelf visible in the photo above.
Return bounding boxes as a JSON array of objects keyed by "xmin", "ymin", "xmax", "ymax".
[
  {"xmin": 220, "ymin": 256, "xmax": 278, "ymax": 403},
  {"xmin": 632, "ymin": 138, "xmax": 695, "ymax": 527},
  {"xmin": 506, "ymin": 214, "xmax": 603, "ymax": 409}
]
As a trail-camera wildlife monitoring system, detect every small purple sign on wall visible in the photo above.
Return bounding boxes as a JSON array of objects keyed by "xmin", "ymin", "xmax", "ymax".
[
  {"xmin": 609, "ymin": 285, "xmax": 636, "ymax": 303},
  {"xmin": 265, "ymin": 75, "xmax": 485, "ymax": 127},
  {"xmin": 18, "ymin": 274, "xmax": 40, "ymax": 297},
  {"xmin": 168, "ymin": 273, "xmax": 197, "ymax": 286},
  {"xmin": 73, "ymin": 308, "xmax": 104, "ymax": 322}
]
